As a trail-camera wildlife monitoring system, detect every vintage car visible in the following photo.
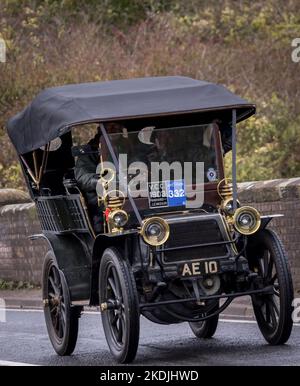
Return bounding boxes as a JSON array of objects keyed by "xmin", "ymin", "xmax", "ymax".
[{"xmin": 7, "ymin": 76, "xmax": 294, "ymax": 363}]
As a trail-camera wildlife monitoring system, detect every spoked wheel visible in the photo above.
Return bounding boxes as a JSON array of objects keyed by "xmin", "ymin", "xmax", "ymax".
[
  {"xmin": 99, "ymin": 247, "xmax": 140, "ymax": 363},
  {"xmin": 249, "ymin": 229, "xmax": 294, "ymax": 345},
  {"xmin": 42, "ymin": 251, "xmax": 81, "ymax": 355},
  {"xmin": 189, "ymin": 301, "xmax": 219, "ymax": 338}
]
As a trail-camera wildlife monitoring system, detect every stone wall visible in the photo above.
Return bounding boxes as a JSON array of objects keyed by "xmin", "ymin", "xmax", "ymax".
[
  {"xmin": 0, "ymin": 179, "xmax": 300, "ymax": 292},
  {"xmin": 238, "ymin": 178, "xmax": 300, "ymax": 295},
  {"xmin": 0, "ymin": 202, "xmax": 47, "ymax": 284},
  {"xmin": 0, "ymin": 190, "xmax": 47, "ymax": 284}
]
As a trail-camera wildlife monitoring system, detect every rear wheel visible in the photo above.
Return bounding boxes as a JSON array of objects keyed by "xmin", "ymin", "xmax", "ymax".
[
  {"xmin": 189, "ymin": 302, "xmax": 219, "ymax": 338},
  {"xmin": 250, "ymin": 229, "xmax": 293, "ymax": 345},
  {"xmin": 42, "ymin": 251, "xmax": 82, "ymax": 355},
  {"xmin": 99, "ymin": 247, "xmax": 140, "ymax": 363}
]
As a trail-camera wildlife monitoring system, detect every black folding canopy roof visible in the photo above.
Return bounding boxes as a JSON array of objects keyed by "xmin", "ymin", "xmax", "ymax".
[{"xmin": 7, "ymin": 76, "xmax": 255, "ymax": 155}]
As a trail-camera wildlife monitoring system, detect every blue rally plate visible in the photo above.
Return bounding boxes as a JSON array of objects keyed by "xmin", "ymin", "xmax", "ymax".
[{"xmin": 148, "ymin": 180, "xmax": 186, "ymax": 209}]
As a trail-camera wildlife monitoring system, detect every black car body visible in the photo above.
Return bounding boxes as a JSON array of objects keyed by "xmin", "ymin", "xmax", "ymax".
[{"xmin": 7, "ymin": 76, "xmax": 294, "ymax": 363}]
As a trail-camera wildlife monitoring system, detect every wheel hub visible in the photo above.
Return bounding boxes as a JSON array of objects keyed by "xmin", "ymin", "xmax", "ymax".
[
  {"xmin": 51, "ymin": 296, "xmax": 61, "ymax": 307},
  {"xmin": 100, "ymin": 299, "xmax": 121, "ymax": 312}
]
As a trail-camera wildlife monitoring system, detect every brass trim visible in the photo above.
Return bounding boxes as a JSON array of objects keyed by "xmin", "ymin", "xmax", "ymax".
[
  {"xmin": 220, "ymin": 197, "xmax": 240, "ymax": 215},
  {"xmin": 219, "ymin": 212, "xmax": 238, "ymax": 255},
  {"xmin": 104, "ymin": 190, "xmax": 125, "ymax": 209},
  {"xmin": 79, "ymin": 193, "xmax": 96, "ymax": 239},
  {"xmin": 140, "ymin": 216, "xmax": 170, "ymax": 246},
  {"xmin": 217, "ymin": 178, "xmax": 233, "ymax": 200},
  {"xmin": 233, "ymin": 206, "xmax": 261, "ymax": 235},
  {"xmin": 107, "ymin": 209, "xmax": 129, "ymax": 232},
  {"xmin": 43, "ymin": 299, "xmax": 49, "ymax": 307}
]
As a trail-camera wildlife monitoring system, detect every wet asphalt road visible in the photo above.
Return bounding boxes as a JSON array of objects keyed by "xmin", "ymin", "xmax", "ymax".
[{"xmin": 0, "ymin": 309, "xmax": 299, "ymax": 366}]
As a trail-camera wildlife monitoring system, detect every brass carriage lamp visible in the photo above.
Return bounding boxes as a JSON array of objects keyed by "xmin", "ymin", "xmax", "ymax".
[
  {"xmin": 103, "ymin": 190, "xmax": 129, "ymax": 233},
  {"xmin": 216, "ymin": 108, "xmax": 261, "ymax": 236}
]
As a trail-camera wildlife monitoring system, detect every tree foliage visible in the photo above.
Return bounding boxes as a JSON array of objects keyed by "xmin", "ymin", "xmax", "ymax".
[{"xmin": 0, "ymin": 0, "xmax": 299, "ymax": 188}]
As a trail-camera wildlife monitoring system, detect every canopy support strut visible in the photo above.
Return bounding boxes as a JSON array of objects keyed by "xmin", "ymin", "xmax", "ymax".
[
  {"xmin": 20, "ymin": 145, "xmax": 50, "ymax": 188},
  {"xmin": 232, "ymin": 109, "xmax": 238, "ymax": 210},
  {"xmin": 99, "ymin": 123, "xmax": 143, "ymax": 225},
  {"xmin": 20, "ymin": 155, "xmax": 38, "ymax": 185}
]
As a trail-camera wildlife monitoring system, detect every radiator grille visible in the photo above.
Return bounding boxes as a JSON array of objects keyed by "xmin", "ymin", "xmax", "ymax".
[{"xmin": 162, "ymin": 218, "xmax": 229, "ymax": 263}]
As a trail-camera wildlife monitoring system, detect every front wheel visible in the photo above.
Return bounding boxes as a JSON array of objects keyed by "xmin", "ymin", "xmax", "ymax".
[
  {"xmin": 42, "ymin": 251, "xmax": 82, "ymax": 355},
  {"xmin": 189, "ymin": 302, "xmax": 219, "ymax": 338},
  {"xmin": 99, "ymin": 247, "xmax": 140, "ymax": 363},
  {"xmin": 249, "ymin": 229, "xmax": 294, "ymax": 345}
]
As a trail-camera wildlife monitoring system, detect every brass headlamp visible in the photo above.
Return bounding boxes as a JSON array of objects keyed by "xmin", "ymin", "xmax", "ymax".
[
  {"xmin": 217, "ymin": 179, "xmax": 260, "ymax": 236},
  {"xmin": 232, "ymin": 206, "xmax": 261, "ymax": 235},
  {"xmin": 140, "ymin": 217, "xmax": 170, "ymax": 246}
]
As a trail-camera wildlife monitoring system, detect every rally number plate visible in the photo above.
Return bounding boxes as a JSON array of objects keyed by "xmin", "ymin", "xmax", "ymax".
[{"xmin": 179, "ymin": 260, "xmax": 220, "ymax": 277}]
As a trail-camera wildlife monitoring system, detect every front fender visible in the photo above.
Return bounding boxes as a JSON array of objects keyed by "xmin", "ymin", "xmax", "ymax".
[
  {"xmin": 30, "ymin": 232, "xmax": 93, "ymax": 302},
  {"xmin": 259, "ymin": 214, "xmax": 284, "ymax": 229}
]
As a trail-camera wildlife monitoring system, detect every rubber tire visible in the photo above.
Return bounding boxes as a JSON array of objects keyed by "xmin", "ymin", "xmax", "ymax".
[
  {"xmin": 189, "ymin": 303, "xmax": 219, "ymax": 338},
  {"xmin": 99, "ymin": 247, "xmax": 140, "ymax": 363},
  {"xmin": 42, "ymin": 251, "xmax": 81, "ymax": 356},
  {"xmin": 250, "ymin": 229, "xmax": 294, "ymax": 345}
]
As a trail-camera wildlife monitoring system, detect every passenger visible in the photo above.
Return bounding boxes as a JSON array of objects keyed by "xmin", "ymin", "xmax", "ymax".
[{"xmin": 74, "ymin": 122, "xmax": 123, "ymax": 233}]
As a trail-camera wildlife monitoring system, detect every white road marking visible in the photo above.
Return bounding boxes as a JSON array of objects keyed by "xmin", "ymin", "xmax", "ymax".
[
  {"xmin": 0, "ymin": 308, "xmax": 99, "ymax": 315},
  {"xmin": 219, "ymin": 318, "xmax": 256, "ymax": 324},
  {"xmin": 0, "ymin": 308, "xmax": 43, "ymax": 313},
  {"xmin": 0, "ymin": 359, "xmax": 38, "ymax": 366},
  {"xmin": 2, "ymin": 308, "xmax": 300, "ymax": 326}
]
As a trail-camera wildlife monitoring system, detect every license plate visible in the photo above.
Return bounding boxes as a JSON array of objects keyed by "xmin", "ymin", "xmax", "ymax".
[{"xmin": 179, "ymin": 260, "xmax": 220, "ymax": 277}]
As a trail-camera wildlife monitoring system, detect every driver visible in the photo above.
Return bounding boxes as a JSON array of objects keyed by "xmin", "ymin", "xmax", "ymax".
[{"xmin": 74, "ymin": 122, "xmax": 124, "ymax": 233}]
